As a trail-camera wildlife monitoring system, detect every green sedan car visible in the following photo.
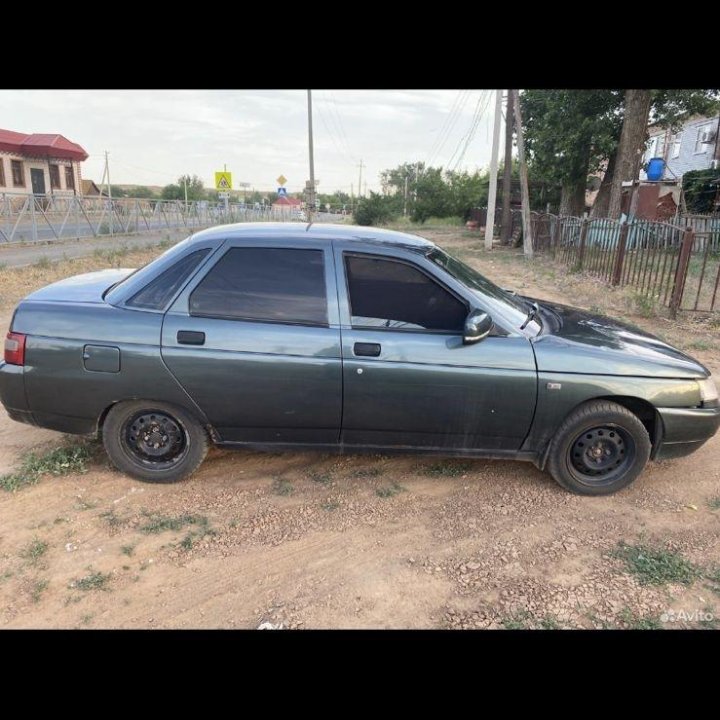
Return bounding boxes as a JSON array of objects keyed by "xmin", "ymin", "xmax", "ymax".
[{"xmin": 1, "ymin": 223, "xmax": 718, "ymax": 495}]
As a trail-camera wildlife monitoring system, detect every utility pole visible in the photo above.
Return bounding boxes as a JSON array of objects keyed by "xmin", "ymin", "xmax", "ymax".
[
  {"xmin": 357, "ymin": 159, "xmax": 365, "ymax": 201},
  {"xmin": 484, "ymin": 89, "xmax": 503, "ymax": 250},
  {"xmin": 183, "ymin": 176, "xmax": 188, "ymax": 209},
  {"xmin": 307, "ymin": 89, "xmax": 316, "ymax": 220},
  {"xmin": 103, "ymin": 150, "xmax": 113, "ymax": 238},
  {"xmin": 500, "ymin": 89, "xmax": 515, "ymax": 244},
  {"xmin": 512, "ymin": 90, "xmax": 533, "ymax": 258},
  {"xmin": 403, "ymin": 175, "xmax": 408, "ymax": 217}
]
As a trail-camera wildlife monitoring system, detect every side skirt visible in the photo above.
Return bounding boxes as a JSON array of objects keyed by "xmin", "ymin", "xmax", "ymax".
[{"xmin": 215, "ymin": 440, "xmax": 538, "ymax": 463}]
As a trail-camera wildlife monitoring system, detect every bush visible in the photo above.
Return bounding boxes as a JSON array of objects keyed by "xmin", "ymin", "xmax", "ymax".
[
  {"xmin": 682, "ymin": 168, "xmax": 720, "ymax": 214},
  {"xmin": 354, "ymin": 192, "xmax": 396, "ymax": 226}
]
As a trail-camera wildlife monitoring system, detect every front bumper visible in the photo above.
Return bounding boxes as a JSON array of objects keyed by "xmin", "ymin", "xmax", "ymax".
[{"xmin": 654, "ymin": 405, "xmax": 720, "ymax": 461}]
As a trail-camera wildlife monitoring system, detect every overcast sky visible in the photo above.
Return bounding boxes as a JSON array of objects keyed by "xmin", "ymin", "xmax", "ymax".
[{"xmin": 2, "ymin": 90, "xmax": 503, "ymax": 194}]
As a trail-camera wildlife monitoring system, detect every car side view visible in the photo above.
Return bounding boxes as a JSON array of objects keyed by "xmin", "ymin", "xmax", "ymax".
[{"xmin": 1, "ymin": 223, "xmax": 718, "ymax": 495}]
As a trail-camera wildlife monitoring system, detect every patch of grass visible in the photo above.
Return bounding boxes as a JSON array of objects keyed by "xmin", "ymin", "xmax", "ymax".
[
  {"xmin": 422, "ymin": 460, "xmax": 473, "ymax": 477},
  {"xmin": 619, "ymin": 608, "xmax": 662, "ymax": 630},
  {"xmin": 352, "ymin": 467, "xmax": 383, "ymax": 478},
  {"xmin": 614, "ymin": 542, "xmax": 701, "ymax": 586},
  {"xmin": 100, "ymin": 509, "xmax": 123, "ymax": 528},
  {"xmin": 707, "ymin": 497, "xmax": 720, "ymax": 511},
  {"xmin": 538, "ymin": 615, "xmax": 561, "ymax": 630},
  {"xmin": 74, "ymin": 497, "xmax": 97, "ymax": 511},
  {"xmin": 688, "ymin": 339, "xmax": 712, "ymax": 351},
  {"xmin": 0, "ymin": 262, "xmax": 7, "ymax": 270},
  {"xmin": 1, "ymin": 441, "xmax": 94, "ymax": 492},
  {"xmin": 34, "ymin": 255, "xmax": 51, "ymax": 269},
  {"xmin": 501, "ymin": 610, "xmax": 532, "ymax": 630},
  {"xmin": 308, "ymin": 470, "xmax": 332, "ymax": 484},
  {"xmin": 321, "ymin": 501, "xmax": 340, "ymax": 512},
  {"xmin": 21, "ymin": 538, "xmax": 48, "ymax": 564},
  {"xmin": 271, "ymin": 478, "xmax": 294, "ymax": 496},
  {"xmin": 1, "ymin": 570, "xmax": 14, "ymax": 584},
  {"xmin": 80, "ymin": 613, "xmax": 94, "ymax": 626},
  {"xmin": 632, "ymin": 292, "xmax": 657, "ymax": 318},
  {"xmin": 376, "ymin": 482, "xmax": 405, "ymax": 498},
  {"xmin": 31, "ymin": 579, "xmax": 49, "ymax": 603},
  {"xmin": 72, "ymin": 570, "xmax": 111, "ymax": 592},
  {"xmin": 120, "ymin": 544, "xmax": 135, "ymax": 557},
  {"xmin": 139, "ymin": 512, "xmax": 207, "ymax": 534}
]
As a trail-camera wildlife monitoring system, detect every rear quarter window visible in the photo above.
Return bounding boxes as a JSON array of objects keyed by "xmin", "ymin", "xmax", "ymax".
[{"xmin": 126, "ymin": 249, "xmax": 211, "ymax": 311}]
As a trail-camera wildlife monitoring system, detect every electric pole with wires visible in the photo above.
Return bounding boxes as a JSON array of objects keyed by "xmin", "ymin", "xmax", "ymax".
[{"xmin": 500, "ymin": 90, "xmax": 515, "ymax": 244}]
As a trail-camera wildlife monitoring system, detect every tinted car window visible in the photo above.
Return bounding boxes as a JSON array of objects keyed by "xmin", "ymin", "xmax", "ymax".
[
  {"xmin": 345, "ymin": 255, "xmax": 467, "ymax": 332},
  {"xmin": 190, "ymin": 248, "xmax": 327, "ymax": 325},
  {"xmin": 127, "ymin": 249, "xmax": 211, "ymax": 310}
]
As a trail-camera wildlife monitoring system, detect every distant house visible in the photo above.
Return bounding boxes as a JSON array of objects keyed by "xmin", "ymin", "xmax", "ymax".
[
  {"xmin": 640, "ymin": 114, "xmax": 720, "ymax": 181},
  {"xmin": 271, "ymin": 195, "xmax": 303, "ymax": 212},
  {"xmin": 81, "ymin": 179, "xmax": 103, "ymax": 196},
  {"xmin": 0, "ymin": 128, "xmax": 88, "ymax": 196}
]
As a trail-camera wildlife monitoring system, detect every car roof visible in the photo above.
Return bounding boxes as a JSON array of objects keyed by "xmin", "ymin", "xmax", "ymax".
[{"xmin": 187, "ymin": 222, "xmax": 436, "ymax": 251}]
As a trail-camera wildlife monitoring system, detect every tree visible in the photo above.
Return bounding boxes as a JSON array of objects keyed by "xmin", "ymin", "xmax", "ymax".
[
  {"xmin": 127, "ymin": 185, "xmax": 157, "ymax": 199},
  {"xmin": 161, "ymin": 174, "xmax": 205, "ymax": 201},
  {"xmin": 607, "ymin": 90, "xmax": 653, "ymax": 219},
  {"xmin": 109, "ymin": 185, "xmax": 129, "ymax": 198},
  {"xmin": 354, "ymin": 192, "xmax": 396, "ymax": 226}
]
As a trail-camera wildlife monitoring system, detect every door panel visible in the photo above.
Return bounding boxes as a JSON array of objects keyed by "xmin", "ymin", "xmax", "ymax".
[
  {"xmin": 341, "ymin": 330, "xmax": 536, "ymax": 450},
  {"xmin": 162, "ymin": 314, "xmax": 341, "ymax": 443},
  {"xmin": 161, "ymin": 243, "xmax": 342, "ymax": 444}
]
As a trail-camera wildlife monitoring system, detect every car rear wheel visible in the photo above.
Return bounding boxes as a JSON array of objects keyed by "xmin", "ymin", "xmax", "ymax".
[
  {"xmin": 102, "ymin": 401, "xmax": 208, "ymax": 483},
  {"xmin": 547, "ymin": 400, "xmax": 651, "ymax": 495}
]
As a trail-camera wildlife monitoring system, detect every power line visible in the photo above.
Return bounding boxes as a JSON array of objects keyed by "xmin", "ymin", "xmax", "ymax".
[
  {"xmin": 328, "ymin": 90, "xmax": 356, "ymax": 163},
  {"xmin": 448, "ymin": 91, "xmax": 491, "ymax": 172},
  {"xmin": 427, "ymin": 90, "xmax": 471, "ymax": 167}
]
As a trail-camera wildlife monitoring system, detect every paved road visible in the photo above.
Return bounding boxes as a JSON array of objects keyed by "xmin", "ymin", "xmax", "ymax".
[{"xmin": 0, "ymin": 228, "xmax": 189, "ymax": 268}]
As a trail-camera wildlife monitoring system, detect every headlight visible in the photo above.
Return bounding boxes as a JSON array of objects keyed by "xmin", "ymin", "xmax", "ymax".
[{"xmin": 698, "ymin": 377, "xmax": 719, "ymax": 404}]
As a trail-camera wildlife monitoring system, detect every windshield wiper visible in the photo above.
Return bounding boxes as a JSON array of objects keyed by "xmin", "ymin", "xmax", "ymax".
[{"xmin": 520, "ymin": 301, "xmax": 540, "ymax": 330}]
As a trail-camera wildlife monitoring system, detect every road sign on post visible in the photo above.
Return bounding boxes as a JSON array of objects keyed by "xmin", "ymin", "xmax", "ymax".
[
  {"xmin": 277, "ymin": 174, "xmax": 287, "ymax": 187},
  {"xmin": 277, "ymin": 187, "xmax": 287, "ymax": 197},
  {"xmin": 215, "ymin": 171, "xmax": 232, "ymax": 191}
]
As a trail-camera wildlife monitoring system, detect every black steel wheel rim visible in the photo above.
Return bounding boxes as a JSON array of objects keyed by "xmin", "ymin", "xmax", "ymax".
[
  {"xmin": 121, "ymin": 410, "xmax": 188, "ymax": 469},
  {"xmin": 568, "ymin": 424, "xmax": 635, "ymax": 487}
]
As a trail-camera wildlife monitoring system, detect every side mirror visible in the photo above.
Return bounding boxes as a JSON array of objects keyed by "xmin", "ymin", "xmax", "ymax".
[{"xmin": 464, "ymin": 310, "xmax": 493, "ymax": 345}]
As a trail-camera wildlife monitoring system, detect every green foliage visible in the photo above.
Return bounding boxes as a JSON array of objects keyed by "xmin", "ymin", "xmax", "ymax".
[
  {"xmin": 682, "ymin": 169, "xmax": 720, "ymax": 214},
  {"xmin": 618, "ymin": 608, "xmax": 662, "ymax": 630},
  {"xmin": 139, "ymin": 512, "xmax": 207, "ymax": 534},
  {"xmin": 354, "ymin": 191, "xmax": 396, "ymax": 226},
  {"xmin": 21, "ymin": 539, "xmax": 49, "ymax": 564},
  {"xmin": 162, "ymin": 174, "xmax": 205, "ymax": 201},
  {"xmin": 1, "ymin": 442, "xmax": 94, "ymax": 492},
  {"xmin": 72, "ymin": 570, "xmax": 111, "ymax": 591},
  {"xmin": 422, "ymin": 460, "xmax": 473, "ymax": 477},
  {"xmin": 272, "ymin": 478, "xmax": 294, "ymax": 496},
  {"xmin": 126, "ymin": 185, "xmax": 157, "ymax": 199},
  {"xmin": 376, "ymin": 482, "xmax": 405, "ymax": 498},
  {"xmin": 614, "ymin": 542, "xmax": 701, "ymax": 586}
]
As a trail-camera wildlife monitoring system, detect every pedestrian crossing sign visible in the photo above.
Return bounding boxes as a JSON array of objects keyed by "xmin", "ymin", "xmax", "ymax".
[{"xmin": 215, "ymin": 171, "xmax": 232, "ymax": 191}]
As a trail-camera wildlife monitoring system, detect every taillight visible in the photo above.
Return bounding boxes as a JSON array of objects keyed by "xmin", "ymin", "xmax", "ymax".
[{"xmin": 4, "ymin": 332, "xmax": 26, "ymax": 366}]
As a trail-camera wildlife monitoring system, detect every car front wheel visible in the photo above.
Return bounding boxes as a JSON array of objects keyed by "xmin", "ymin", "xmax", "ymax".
[
  {"xmin": 547, "ymin": 400, "xmax": 651, "ymax": 495},
  {"xmin": 102, "ymin": 400, "xmax": 208, "ymax": 483}
]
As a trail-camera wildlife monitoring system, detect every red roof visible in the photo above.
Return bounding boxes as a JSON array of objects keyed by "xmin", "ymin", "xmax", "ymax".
[
  {"xmin": 272, "ymin": 195, "xmax": 302, "ymax": 206},
  {"xmin": 0, "ymin": 128, "xmax": 88, "ymax": 161}
]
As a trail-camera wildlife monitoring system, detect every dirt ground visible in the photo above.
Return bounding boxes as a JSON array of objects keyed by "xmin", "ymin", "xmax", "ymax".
[{"xmin": 1, "ymin": 228, "xmax": 719, "ymax": 629}]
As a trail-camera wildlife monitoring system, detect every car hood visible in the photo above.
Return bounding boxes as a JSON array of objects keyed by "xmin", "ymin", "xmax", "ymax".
[
  {"xmin": 22, "ymin": 269, "xmax": 135, "ymax": 304},
  {"xmin": 530, "ymin": 299, "xmax": 709, "ymax": 379}
]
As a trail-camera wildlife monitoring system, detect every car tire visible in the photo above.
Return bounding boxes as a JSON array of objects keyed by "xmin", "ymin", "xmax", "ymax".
[
  {"xmin": 102, "ymin": 400, "xmax": 208, "ymax": 484},
  {"xmin": 547, "ymin": 400, "xmax": 651, "ymax": 496}
]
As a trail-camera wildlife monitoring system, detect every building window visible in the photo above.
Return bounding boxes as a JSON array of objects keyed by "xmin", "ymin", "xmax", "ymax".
[
  {"xmin": 0, "ymin": 159, "xmax": 5, "ymax": 187},
  {"xmin": 11, "ymin": 160, "xmax": 24, "ymax": 187},
  {"xmin": 671, "ymin": 132, "xmax": 682, "ymax": 159},
  {"xmin": 49, "ymin": 164, "xmax": 61, "ymax": 190},
  {"xmin": 64, "ymin": 165, "xmax": 75, "ymax": 190},
  {"xmin": 694, "ymin": 124, "xmax": 711, "ymax": 154}
]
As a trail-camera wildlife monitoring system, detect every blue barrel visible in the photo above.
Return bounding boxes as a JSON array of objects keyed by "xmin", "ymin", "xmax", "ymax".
[{"xmin": 647, "ymin": 157, "xmax": 665, "ymax": 181}]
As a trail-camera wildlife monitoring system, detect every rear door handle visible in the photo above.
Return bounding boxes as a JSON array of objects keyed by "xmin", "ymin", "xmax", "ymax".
[
  {"xmin": 177, "ymin": 330, "xmax": 205, "ymax": 345},
  {"xmin": 354, "ymin": 342, "xmax": 381, "ymax": 357}
]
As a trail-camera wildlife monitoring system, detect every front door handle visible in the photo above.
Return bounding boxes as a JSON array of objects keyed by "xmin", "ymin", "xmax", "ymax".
[
  {"xmin": 354, "ymin": 342, "xmax": 381, "ymax": 357},
  {"xmin": 177, "ymin": 330, "xmax": 205, "ymax": 345}
]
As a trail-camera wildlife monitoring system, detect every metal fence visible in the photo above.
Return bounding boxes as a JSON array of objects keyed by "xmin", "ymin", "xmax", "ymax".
[
  {"xmin": 0, "ymin": 193, "xmax": 342, "ymax": 244},
  {"xmin": 526, "ymin": 212, "xmax": 720, "ymax": 316}
]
